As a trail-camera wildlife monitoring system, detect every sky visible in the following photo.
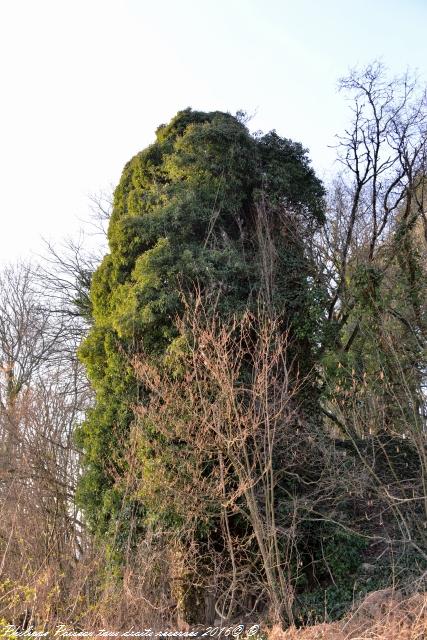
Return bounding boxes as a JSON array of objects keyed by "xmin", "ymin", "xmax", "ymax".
[{"xmin": 0, "ymin": 0, "xmax": 426, "ymax": 264}]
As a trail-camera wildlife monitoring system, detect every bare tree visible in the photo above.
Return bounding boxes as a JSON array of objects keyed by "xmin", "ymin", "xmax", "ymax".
[
  {"xmin": 129, "ymin": 292, "xmax": 335, "ymax": 626},
  {"xmin": 319, "ymin": 62, "xmax": 427, "ymax": 340},
  {"xmin": 0, "ymin": 262, "xmax": 91, "ymax": 627}
]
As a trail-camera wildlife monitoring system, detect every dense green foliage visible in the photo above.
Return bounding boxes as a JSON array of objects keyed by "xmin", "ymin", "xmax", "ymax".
[{"xmin": 75, "ymin": 109, "xmax": 325, "ymax": 542}]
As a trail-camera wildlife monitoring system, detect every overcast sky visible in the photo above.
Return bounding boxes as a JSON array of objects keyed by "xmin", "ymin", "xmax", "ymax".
[{"xmin": 1, "ymin": 0, "xmax": 426, "ymax": 264}]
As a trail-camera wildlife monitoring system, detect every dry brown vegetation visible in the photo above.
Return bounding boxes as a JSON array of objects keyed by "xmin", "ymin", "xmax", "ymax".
[{"xmin": 270, "ymin": 590, "xmax": 427, "ymax": 639}]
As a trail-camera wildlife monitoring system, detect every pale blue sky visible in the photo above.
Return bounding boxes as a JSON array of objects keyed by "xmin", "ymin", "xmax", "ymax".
[{"xmin": 0, "ymin": 0, "xmax": 426, "ymax": 262}]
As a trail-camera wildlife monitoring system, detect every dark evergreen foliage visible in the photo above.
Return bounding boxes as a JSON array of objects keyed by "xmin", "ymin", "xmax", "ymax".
[{"xmin": 75, "ymin": 108, "xmax": 325, "ymax": 541}]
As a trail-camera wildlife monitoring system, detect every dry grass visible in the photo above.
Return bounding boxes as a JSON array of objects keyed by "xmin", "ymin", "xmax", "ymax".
[{"xmin": 268, "ymin": 590, "xmax": 427, "ymax": 639}]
